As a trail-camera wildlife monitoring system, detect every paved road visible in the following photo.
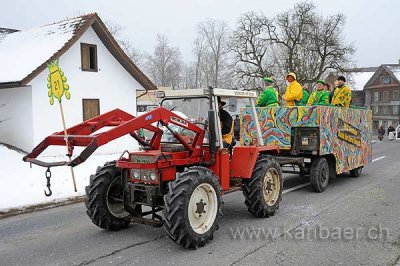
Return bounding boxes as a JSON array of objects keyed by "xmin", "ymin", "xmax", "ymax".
[{"xmin": 1, "ymin": 140, "xmax": 400, "ymax": 266}]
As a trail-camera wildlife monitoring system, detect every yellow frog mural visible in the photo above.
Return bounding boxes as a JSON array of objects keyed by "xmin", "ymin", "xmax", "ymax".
[{"xmin": 47, "ymin": 59, "xmax": 71, "ymax": 105}]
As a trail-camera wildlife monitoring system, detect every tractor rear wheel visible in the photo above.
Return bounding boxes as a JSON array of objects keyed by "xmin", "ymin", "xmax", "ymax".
[
  {"xmin": 163, "ymin": 166, "xmax": 222, "ymax": 249},
  {"xmin": 85, "ymin": 162, "xmax": 131, "ymax": 230},
  {"xmin": 310, "ymin": 157, "xmax": 329, "ymax": 193},
  {"xmin": 243, "ymin": 155, "xmax": 283, "ymax": 218}
]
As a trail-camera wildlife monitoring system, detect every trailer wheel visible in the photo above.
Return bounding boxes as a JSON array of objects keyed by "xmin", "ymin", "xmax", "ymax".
[
  {"xmin": 163, "ymin": 166, "xmax": 222, "ymax": 249},
  {"xmin": 349, "ymin": 167, "xmax": 363, "ymax": 178},
  {"xmin": 243, "ymin": 155, "xmax": 283, "ymax": 218},
  {"xmin": 85, "ymin": 162, "xmax": 131, "ymax": 230},
  {"xmin": 310, "ymin": 157, "xmax": 329, "ymax": 193}
]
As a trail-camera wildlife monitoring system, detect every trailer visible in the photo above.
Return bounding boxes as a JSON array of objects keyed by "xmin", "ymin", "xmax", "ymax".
[{"xmin": 240, "ymin": 105, "xmax": 372, "ymax": 192}]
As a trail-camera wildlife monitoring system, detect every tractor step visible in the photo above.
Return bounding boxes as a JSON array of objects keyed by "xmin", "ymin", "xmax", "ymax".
[
  {"xmin": 131, "ymin": 216, "xmax": 163, "ymax": 227},
  {"xmin": 223, "ymin": 186, "xmax": 242, "ymax": 195}
]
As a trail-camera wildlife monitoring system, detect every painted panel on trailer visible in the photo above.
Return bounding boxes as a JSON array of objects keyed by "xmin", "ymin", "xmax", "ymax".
[
  {"xmin": 241, "ymin": 106, "xmax": 320, "ymax": 148},
  {"xmin": 319, "ymin": 106, "xmax": 372, "ymax": 174}
]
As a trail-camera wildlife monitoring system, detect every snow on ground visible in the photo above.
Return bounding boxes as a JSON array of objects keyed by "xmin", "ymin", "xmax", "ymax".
[{"xmin": 0, "ymin": 144, "xmax": 120, "ymax": 211}]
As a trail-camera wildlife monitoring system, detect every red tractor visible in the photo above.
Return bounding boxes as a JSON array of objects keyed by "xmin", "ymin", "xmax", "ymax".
[{"xmin": 24, "ymin": 88, "xmax": 283, "ymax": 249}]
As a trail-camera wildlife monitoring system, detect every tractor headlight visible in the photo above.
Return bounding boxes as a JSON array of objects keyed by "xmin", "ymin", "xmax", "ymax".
[
  {"xmin": 141, "ymin": 171, "xmax": 148, "ymax": 181},
  {"xmin": 132, "ymin": 169, "xmax": 140, "ymax": 179},
  {"xmin": 149, "ymin": 171, "xmax": 157, "ymax": 181}
]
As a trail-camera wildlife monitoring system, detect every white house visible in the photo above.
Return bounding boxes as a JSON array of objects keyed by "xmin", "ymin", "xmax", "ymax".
[{"xmin": 0, "ymin": 13, "xmax": 156, "ymax": 154}]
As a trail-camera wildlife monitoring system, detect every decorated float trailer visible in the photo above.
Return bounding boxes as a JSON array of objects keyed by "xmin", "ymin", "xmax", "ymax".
[{"xmin": 240, "ymin": 105, "xmax": 372, "ymax": 192}]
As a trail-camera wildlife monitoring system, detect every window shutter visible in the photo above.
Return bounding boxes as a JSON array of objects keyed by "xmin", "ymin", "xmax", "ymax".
[{"xmin": 81, "ymin": 44, "xmax": 89, "ymax": 70}]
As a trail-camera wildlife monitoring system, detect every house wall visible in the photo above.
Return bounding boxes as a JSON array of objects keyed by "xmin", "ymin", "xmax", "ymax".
[
  {"xmin": 29, "ymin": 27, "xmax": 142, "ymax": 154},
  {"xmin": 0, "ymin": 86, "xmax": 33, "ymax": 151},
  {"xmin": 367, "ymin": 77, "xmax": 400, "ymax": 132}
]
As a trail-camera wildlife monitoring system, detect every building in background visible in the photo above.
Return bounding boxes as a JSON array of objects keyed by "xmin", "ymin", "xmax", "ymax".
[{"xmin": 364, "ymin": 64, "xmax": 400, "ymax": 132}]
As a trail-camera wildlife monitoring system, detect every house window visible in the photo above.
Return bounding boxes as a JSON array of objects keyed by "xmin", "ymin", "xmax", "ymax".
[
  {"xmin": 382, "ymin": 106, "xmax": 388, "ymax": 115},
  {"xmin": 393, "ymin": 105, "xmax": 399, "ymax": 115},
  {"xmin": 82, "ymin": 99, "xmax": 100, "ymax": 121},
  {"xmin": 373, "ymin": 92, "xmax": 379, "ymax": 102},
  {"xmin": 393, "ymin": 90, "xmax": 399, "ymax": 101},
  {"xmin": 380, "ymin": 76, "xmax": 391, "ymax": 84},
  {"xmin": 81, "ymin": 43, "xmax": 98, "ymax": 71},
  {"xmin": 373, "ymin": 106, "xmax": 379, "ymax": 115},
  {"xmin": 383, "ymin": 91, "xmax": 389, "ymax": 101},
  {"xmin": 373, "ymin": 121, "xmax": 379, "ymax": 131}
]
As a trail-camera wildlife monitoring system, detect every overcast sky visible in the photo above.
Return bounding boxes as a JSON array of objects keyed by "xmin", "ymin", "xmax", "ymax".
[{"xmin": 1, "ymin": 0, "xmax": 399, "ymax": 67}]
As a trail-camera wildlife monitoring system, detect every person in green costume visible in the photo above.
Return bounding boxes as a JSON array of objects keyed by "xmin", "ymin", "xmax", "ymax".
[
  {"xmin": 299, "ymin": 86, "xmax": 310, "ymax": 106},
  {"xmin": 256, "ymin": 77, "xmax": 279, "ymax": 107},
  {"xmin": 307, "ymin": 80, "xmax": 330, "ymax": 105}
]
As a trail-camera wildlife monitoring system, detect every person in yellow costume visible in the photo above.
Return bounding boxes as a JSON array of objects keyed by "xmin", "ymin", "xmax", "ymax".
[
  {"xmin": 283, "ymin": 72, "xmax": 303, "ymax": 106},
  {"xmin": 331, "ymin": 76, "xmax": 352, "ymax": 107}
]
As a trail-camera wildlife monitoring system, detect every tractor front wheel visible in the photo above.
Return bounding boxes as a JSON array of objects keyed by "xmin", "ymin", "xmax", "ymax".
[
  {"xmin": 85, "ymin": 162, "xmax": 131, "ymax": 230},
  {"xmin": 163, "ymin": 166, "xmax": 222, "ymax": 249},
  {"xmin": 243, "ymin": 155, "xmax": 283, "ymax": 218}
]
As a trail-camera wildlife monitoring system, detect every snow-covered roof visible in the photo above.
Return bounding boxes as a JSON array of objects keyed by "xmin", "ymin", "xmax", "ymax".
[
  {"xmin": 0, "ymin": 16, "xmax": 89, "ymax": 83},
  {"xmin": 0, "ymin": 13, "xmax": 156, "ymax": 91},
  {"xmin": 348, "ymin": 71, "xmax": 375, "ymax": 91}
]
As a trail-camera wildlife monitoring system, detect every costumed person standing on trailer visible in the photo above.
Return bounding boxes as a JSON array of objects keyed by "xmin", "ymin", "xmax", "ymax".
[
  {"xmin": 300, "ymin": 86, "xmax": 310, "ymax": 106},
  {"xmin": 283, "ymin": 72, "xmax": 303, "ymax": 106},
  {"xmin": 331, "ymin": 76, "xmax": 352, "ymax": 107},
  {"xmin": 307, "ymin": 80, "xmax": 330, "ymax": 105},
  {"xmin": 256, "ymin": 77, "xmax": 279, "ymax": 107}
]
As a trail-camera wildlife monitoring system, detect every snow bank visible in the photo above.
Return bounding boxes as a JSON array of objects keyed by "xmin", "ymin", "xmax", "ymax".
[{"xmin": 0, "ymin": 144, "xmax": 119, "ymax": 211}]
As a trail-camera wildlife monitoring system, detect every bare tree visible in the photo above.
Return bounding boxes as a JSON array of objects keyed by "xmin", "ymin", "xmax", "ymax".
[
  {"xmin": 145, "ymin": 34, "xmax": 183, "ymax": 89},
  {"xmin": 265, "ymin": 1, "xmax": 355, "ymax": 85},
  {"xmin": 105, "ymin": 20, "xmax": 143, "ymax": 66},
  {"xmin": 198, "ymin": 19, "xmax": 230, "ymax": 87},
  {"xmin": 192, "ymin": 36, "xmax": 207, "ymax": 88},
  {"xmin": 230, "ymin": 11, "xmax": 274, "ymax": 90}
]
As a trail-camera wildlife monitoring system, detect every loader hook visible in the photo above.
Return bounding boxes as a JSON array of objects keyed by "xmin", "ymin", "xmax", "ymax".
[{"xmin": 44, "ymin": 167, "xmax": 52, "ymax": 197}]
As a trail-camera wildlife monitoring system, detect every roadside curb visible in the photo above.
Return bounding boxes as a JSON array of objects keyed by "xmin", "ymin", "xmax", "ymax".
[{"xmin": 0, "ymin": 196, "xmax": 85, "ymax": 219}]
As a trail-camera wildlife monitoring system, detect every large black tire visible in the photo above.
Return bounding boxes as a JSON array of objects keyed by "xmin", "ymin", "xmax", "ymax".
[
  {"xmin": 163, "ymin": 166, "xmax": 222, "ymax": 249},
  {"xmin": 243, "ymin": 155, "xmax": 283, "ymax": 218},
  {"xmin": 349, "ymin": 167, "xmax": 363, "ymax": 178},
  {"xmin": 310, "ymin": 157, "xmax": 329, "ymax": 193},
  {"xmin": 85, "ymin": 162, "xmax": 131, "ymax": 230}
]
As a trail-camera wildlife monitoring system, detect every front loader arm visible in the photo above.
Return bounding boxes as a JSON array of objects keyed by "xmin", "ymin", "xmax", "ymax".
[{"xmin": 23, "ymin": 107, "xmax": 204, "ymax": 168}]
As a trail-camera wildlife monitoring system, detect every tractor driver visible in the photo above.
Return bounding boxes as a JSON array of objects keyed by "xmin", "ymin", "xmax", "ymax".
[{"xmin": 217, "ymin": 96, "xmax": 234, "ymax": 148}]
